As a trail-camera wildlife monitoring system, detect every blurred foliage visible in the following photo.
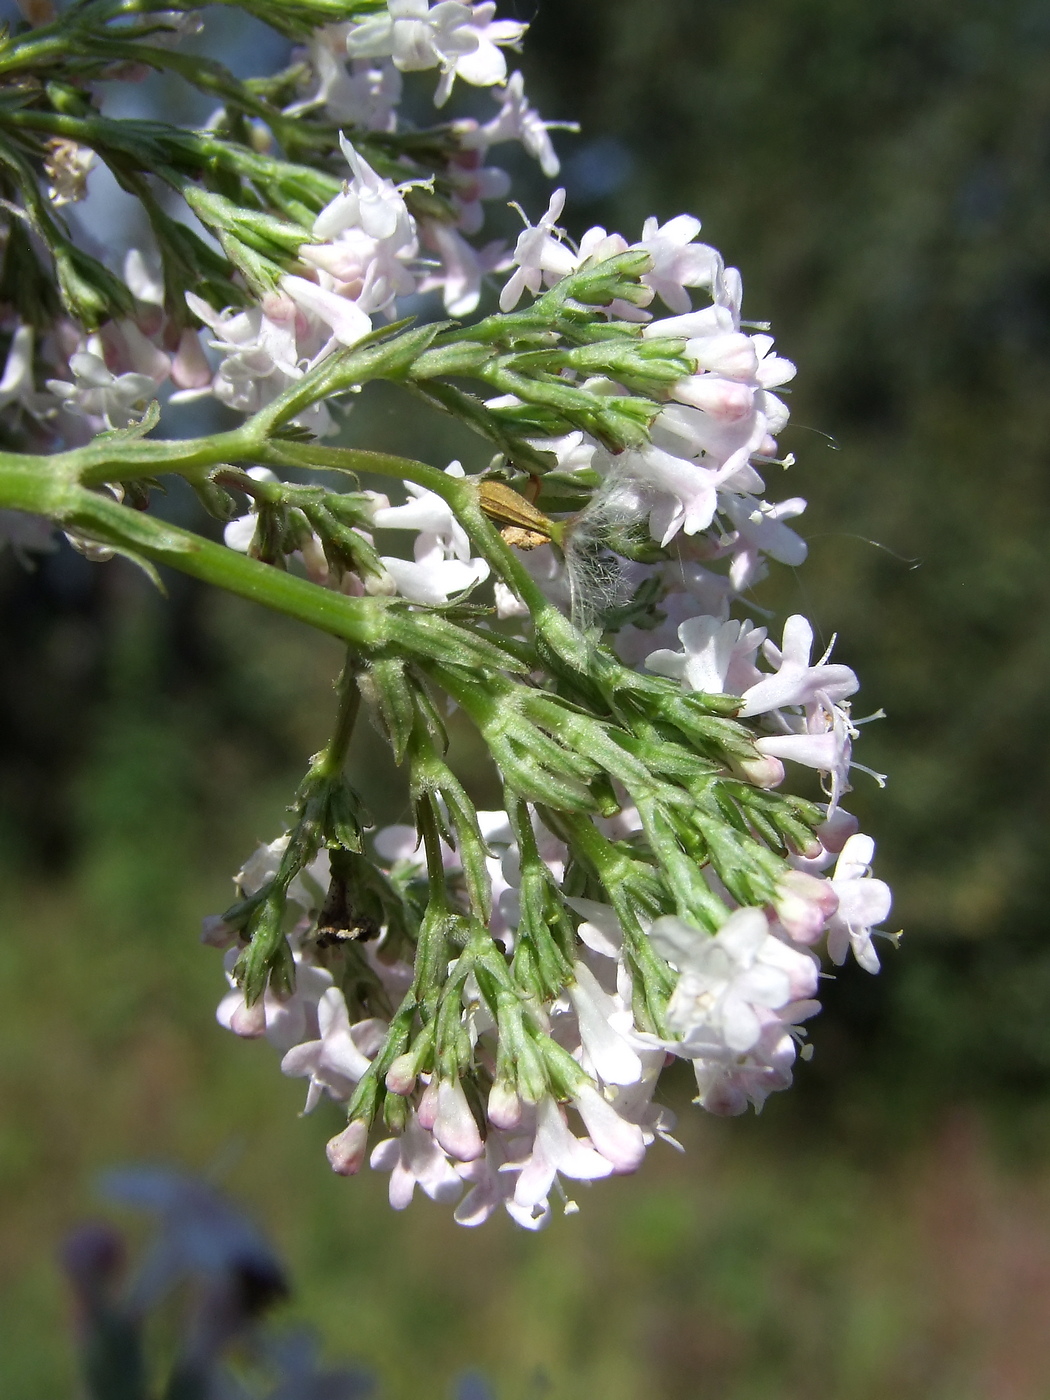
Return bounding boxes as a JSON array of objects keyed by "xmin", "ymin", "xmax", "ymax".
[{"xmin": 4, "ymin": 0, "xmax": 1050, "ymax": 1395}]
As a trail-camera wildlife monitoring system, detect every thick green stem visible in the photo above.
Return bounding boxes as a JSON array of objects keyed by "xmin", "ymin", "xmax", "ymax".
[{"xmin": 0, "ymin": 457, "xmax": 393, "ymax": 649}]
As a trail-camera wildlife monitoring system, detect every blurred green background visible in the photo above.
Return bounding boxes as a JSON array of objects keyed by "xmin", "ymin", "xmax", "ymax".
[{"xmin": 4, "ymin": 0, "xmax": 1050, "ymax": 1395}]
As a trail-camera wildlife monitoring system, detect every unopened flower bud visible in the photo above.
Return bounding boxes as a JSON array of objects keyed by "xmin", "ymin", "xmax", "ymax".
[
  {"xmin": 326, "ymin": 1120, "xmax": 368, "ymax": 1176},
  {"xmin": 817, "ymin": 807, "xmax": 860, "ymax": 854},
  {"xmin": 739, "ymin": 754, "xmax": 785, "ymax": 789},
  {"xmin": 200, "ymin": 914, "xmax": 238, "ymax": 949},
  {"xmin": 433, "ymin": 1078, "xmax": 485, "ymax": 1162},
  {"xmin": 384, "ymin": 1091, "xmax": 409, "ymax": 1134},
  {"xmin": 775, "ymin": 870, "xmax": 839, "ymax": 944},
  {"xmin": 671, "ymin": 374, "xmax": 754, "ymax": 421},
  {"xmin": 487, "ymin": 1081, "xmax": 522, "ymax": 1130},
  {"xmin": 573, "ymin": 1084, "xmax": 646, "ymax": 1174},
  {"xmin": 171, "ymin": 329, "xmax": 212, "ymax": 390},
  {"xmin": 229, "ymin": 999, "xmax": 267, "ymax": 1038},
  {"xmin": 416, "ymin": 1079, "xmax": 439, "ymax": 1130},
  {"xmin": 686, "ymin": 331, "xmax": 759, "ymax": 380},
  {"xmin": 385, "ymin": 1053, "xmax": 417, "ymax": 1096}
]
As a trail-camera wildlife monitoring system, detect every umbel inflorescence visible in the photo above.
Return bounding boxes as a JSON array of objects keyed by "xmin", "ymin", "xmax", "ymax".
[{"xmin": 0, "ymin": 0, "xmax": 893, "ymax": 1230}]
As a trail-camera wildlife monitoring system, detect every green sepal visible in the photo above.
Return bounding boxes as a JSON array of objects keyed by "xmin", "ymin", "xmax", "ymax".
[
  {"xmin": 437, "ymin": 774, "xmax": 492, "ymax": 921},
  {"xmin": 361, "ymin": 656, "xmax": 415, "ymax": 764},
  {"xmin": 215, "ymin": 229, "xmax": 282, "ymax": 298},
  {"xmin": 383, "ymin": 1090, "xmax": 408, "ymax": 1133},
  {"xmin": 321, "ymin": 777, "xmax": 369, "ymax": 854},
  {"xmin": 183, "ymin": 185, "xmax": 311, "ymax": 255},
  {"xmin": 45, "ymin": 80, "xmax": 92, "ymax": 117},
  {"xmin": 94, "ymin": 401, "xmax": 162, "ymax": 444},
  {"xmin": 234, "ymin": 893, "xmax": 293, "ymax": 1005},
  {"xmin": 53, "ymin": 240, "xmax": 136, "ymax": 328},
  {"xmin": 192, "ymin": 476, "xmax": 241, "ymax": 523}
]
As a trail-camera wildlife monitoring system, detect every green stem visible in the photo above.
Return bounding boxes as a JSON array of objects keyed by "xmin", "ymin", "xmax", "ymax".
[
  {"xmin": 315, "ymin": 654, "xmax": 362, "ymax": 781},
  {"xmin": 267, "ymin": 440, "xmax": 598, "ymax": 679},
  {"xmin": 261, "ymin": 440, "xmax": 455, "ymax": 498},
  {"xmin": 0, "ymin": 456, "xmax": 393, "ymax": 649}
]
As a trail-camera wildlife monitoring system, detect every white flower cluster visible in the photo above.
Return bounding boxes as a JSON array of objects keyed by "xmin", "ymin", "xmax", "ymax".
[
  {"xmin": 207, "ymin": 167, "xmax": 882, "ymax": 805},
  {"xmin": 211, "ymin": 799, "xmax": 891, "ymax": 1230},
  {"xmin": 0, "ymin": 0, "xmax": 897, "ymax": 1230},
  {"xmin": 0, "ymin": 1, "xmax": 567, "ymax": 443}
]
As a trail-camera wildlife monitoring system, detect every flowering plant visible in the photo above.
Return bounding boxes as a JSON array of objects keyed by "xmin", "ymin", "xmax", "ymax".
[{"xmin": 0, "ymin": 0, "xmax": 894, "ymax": 1230}]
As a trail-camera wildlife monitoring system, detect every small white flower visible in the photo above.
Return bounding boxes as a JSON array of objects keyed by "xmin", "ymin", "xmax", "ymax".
[
  {"xmin": 46, "ymin": 350, "xmax": 155, "ymax": 430},
  {"xmin": 650, "ymin": 907, "xmax": 819, "ymax": 1057},
  {"xmin": 371, "ymin": 461, "xmax": 472, "ymax": 559},
  {"xmin": 437, "ymin": 2, "xmax": 526, "ymax": 102},
  {"xmin": 347, "ymin": 1, "xmax": 525, "ymax": 106},
  {"xmin": 455, "ymin": 1131, "xmax": 550, "ymax": 1230},
  {"xmin": 510, "ymin": 1095, "xmax": 614, "ymax": 1215},
  {"xmin": 720, "ymin": 494, "xmax": 808, "ymax": 593},
  {"xmin": 280, "ymin": 988, "xmax": 381, "ymax": 1111},
  {"xmin": 315, "ymin": 135, "xmax": 417, "ymax": 246},
  {"xmin": 280, "ymin": 273, "xmax": 374, "ymax": 347},
  {"xmin": 216, "ymin": 951, "xmax": 334, "ymax": 1054},
  {"xmin": 568, "ymin": 962, "xmax": 643, "ymax": 1087},
  {"xmin": 44, "ymin": 138, "xmax": 95, "ymax": 205},
  {"xmin": 123, "ymin": 249, "xmax": 165, "ymax": 308},
  {"xmin": 463, "ymin": 70, "xmax": 568, "ymax": 177},
  {"xmin": 691, "ymin": 999, "xmax": 818, "ymax": 1115},
  {"xmin": 418, "ymin": 222, "xmax": 507, "ymax": 316},
  {"xmin": 380, "ymin": 546, "xmax": 490, "ymax": 605},
  {"xmin": 0, "ymin": 323, "xmax": 53, "ymax": 420},
  {"xmin": 634, "ymin": 214, "xmax": 721, "ymax": 313},
  {"xmin": 288, "ymin": 31, "xmax": 403, "ymax": 132},
  {"xmin": 645, "ymin": 616, "xmax": 766, "ymax": 697},
  {"xmin": 499, "ymin": 189, "xmax": 577, "ymax": 312},
  {"xmin": 825, "ymin": 834, "xmax": 893, "ymax": 972},
  {"xmin": 739, "ymin": 615, "xmax": 858, "ymax": 718},
  {"xmin": 370, "ymin": 1112, "xmax": 464, "ymax": 1209},
  {"xmin": 432, "ymin": 1076, "xmax": 485, "ymax": 1161},
  {"xmin": 571, "ymin": 1083, "xmax": 647, "ymax": 1172}
]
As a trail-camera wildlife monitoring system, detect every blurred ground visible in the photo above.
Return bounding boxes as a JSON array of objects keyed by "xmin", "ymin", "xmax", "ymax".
[{"xmin": 3, "ymin": 0, "xmax": 1050, "ymax": 1395}]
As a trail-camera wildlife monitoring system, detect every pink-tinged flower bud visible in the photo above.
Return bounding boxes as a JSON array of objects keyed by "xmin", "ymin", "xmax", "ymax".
[
  {"xmin": 326, "ymin": 1120, "xmax": 368, "ymax": 1176},
  {"xmin": 573, "ymin": 1083, "xmax": 646, "ymax": 1174},
  {"xmin": 170, "ymin": 328, "xmax": 212, "ymax": 390},
  {"xmin": 260, "ymin": 290, "xmax": 298, "ymax": 326},
  {"xmin": 686, "ymin": 331, "xmax": 759, "ymax": 380},
  {"xmin": 487, "ymin": 1081, "xmax": 523, "ymax": 1130},
  {"xmin": 671, "ymin": 374, "xmax": 754, "ymax": 421},
  {"xmin": 385, "ymin": 1054, "xmax": 417, "ymax": 1096},
  {"xmin": 739, "ymin": 754, "xmax": 785, "ymax": 789},
  {"xmin": 817, "ymin": 806, "xmax": 860, "ymax": 854},
  {"xmin": 416, "ymin": 1079, "xmax": 439, "ymax": 1130},
  {"xmin": 229, "ymin": 1000, "xmax": 267, "ymax": 1038},
  {"xmin": 775, "ymin": 870, "xmax": 839, "ymax": 944},
  {"xmin": 200, "ymin": 914, "xmax": 236, "ymax": 949},
  {"xmin": 280, "ymin": 275, "xmax": 373, "ymax": 348},
  {"xmin": 433, "ymin": 1079, "xmax": 485, "ymax": 1162}
]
